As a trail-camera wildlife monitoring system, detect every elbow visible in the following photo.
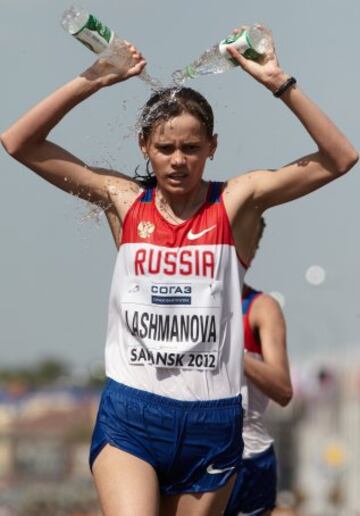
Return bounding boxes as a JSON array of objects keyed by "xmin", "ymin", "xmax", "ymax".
[
  {"xmin": 0, "ymin": 131, "xmax": 29, "ymax": 160},
  {"xmin": 277, "ymin": 386, "xmax": 293, "ymax": 407},
  {"xmin": 1, "ymin": 132, "xmax": 40, "ymax": 165},
  {"xmin": 0, "ymin": 132, "xmax": 19, "ymax": 157},
  {"xmin": 335, "ymin": 148, "xmax": 359, "ymax": 175}
]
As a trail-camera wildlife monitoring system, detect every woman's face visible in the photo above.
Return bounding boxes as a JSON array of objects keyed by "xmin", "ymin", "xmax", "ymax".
[{"xmin": 140, "ymin": 112, "xmax": 217, "ymax": 195}]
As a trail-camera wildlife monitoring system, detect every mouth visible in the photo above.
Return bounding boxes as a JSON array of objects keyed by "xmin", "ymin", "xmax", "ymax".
[{"xmin": 167, "ymin": 171, "xmax": 188, "ymax": 181}]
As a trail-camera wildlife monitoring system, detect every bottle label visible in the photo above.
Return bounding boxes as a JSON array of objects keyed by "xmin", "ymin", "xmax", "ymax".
[
  {"xmin": 219, "ymin": 30, "xmax": 261, "ymax": 61},
  {"xmin": 73, "ymin": 14, "xmax": 114, "ymax": 53}
]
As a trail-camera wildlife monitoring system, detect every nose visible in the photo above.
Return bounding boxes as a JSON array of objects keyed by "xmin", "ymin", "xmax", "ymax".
[{"xmin": 171, "ymin": 149, "xmax": 186, "ymax": 166}]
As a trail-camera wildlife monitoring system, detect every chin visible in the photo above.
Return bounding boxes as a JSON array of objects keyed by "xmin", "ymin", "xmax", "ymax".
[
  {"xmin": 160, "ymin": 177, "xmax": 202, "ymax": 195},
  {"xmin": 164, "ymin": 183, "xmax": 194, "ymax": 196}
]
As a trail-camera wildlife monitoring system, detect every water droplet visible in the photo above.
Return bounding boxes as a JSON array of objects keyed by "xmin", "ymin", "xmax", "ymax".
[
  {"xmin": 305, "ymin": 265, "xmax": 326, "ymax": 286},
  {"xmin": 171, "ymin": 69, "xmax": 187, "ymax": 86},
  {"xmin": 108, "ymin": 185, "xmax": 117, "ymax": 195}
]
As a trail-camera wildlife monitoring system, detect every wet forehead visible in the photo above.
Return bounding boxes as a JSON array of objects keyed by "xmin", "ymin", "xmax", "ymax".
[{"xmin": 151, "ymin": 113, "xmax": 207, "ymax": 142}]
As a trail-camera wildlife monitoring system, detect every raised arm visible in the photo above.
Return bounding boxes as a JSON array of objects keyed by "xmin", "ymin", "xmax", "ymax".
[
  {"xmin": 0, "ymin": 42, "xmax": 146, "ymax": 208},
  {"xmin": 244, "ymin": 293, "xmax": 293, "ymax": 407},
  {"xmin": 230, "ymin": 27, "xmax": 358, "ymax": 198},
  {"xmin": 222, "ymin": 26, "xmax": 358, "ymax": 263}
]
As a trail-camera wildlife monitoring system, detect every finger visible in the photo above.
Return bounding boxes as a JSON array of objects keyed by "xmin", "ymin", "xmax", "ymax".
[
  {"xmin": 131, "ymin": 51, "xmax": 142, "ymax": 61},
  {"xmin": 231, "ymin": 25, "xmax": 247, "ymax": 35},
  {"xmin": 128, "ymin": 59, "xmax": 147, "ymax": 75},
  {"xmin": 130, "ymin": 47, "xmax": 145, "ymax": 62},
  {"xmin": 226, "ymin": 46, "xmax": 250, "ymax": 69},
  {"xmin": 123, "ymin": 40, "xmax": 140, "ymax": 54},
  {"xmin": 125, "ymin": 43, "xmax": 137, "ymax": 54}
]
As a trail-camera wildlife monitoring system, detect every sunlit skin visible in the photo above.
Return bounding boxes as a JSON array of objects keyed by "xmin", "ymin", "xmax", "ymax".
[{"xmin": 140, "ymin": 113, "xmax": 217, "ymax": 217}]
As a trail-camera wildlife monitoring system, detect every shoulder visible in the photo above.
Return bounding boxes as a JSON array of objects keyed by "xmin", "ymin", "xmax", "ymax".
[
  {"xmin": 94, "ymin": 167, "xmax": 143, "ymax": 215},
  {"xmin": 223, "ymin": 169, "xmax": 274, "ymax": 194},
  {"xmin": 221, "ymin": 169, "xmax": 270, "ymax": 220},
  {"xmin": 93, "ymin": 167, "xmax": 141, "ymax": 194},
  {"xmin": 250, "ymin": 292, "xmax": 285, "ymax": 325},
  {"xmin": 223, "ymin": 170, "xmax": 256, "ymax": 197}
]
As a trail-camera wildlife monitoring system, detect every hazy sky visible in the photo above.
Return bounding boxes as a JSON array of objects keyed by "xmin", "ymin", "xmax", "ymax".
[{"xmin": 1, "ymin": 0, "xmax": 360, "ymax": 374}]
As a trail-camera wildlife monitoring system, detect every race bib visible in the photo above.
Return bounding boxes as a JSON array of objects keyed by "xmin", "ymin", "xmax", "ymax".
[{"xmin": 119, "ymin": 276, "xmax": 222, "ymax": 370}]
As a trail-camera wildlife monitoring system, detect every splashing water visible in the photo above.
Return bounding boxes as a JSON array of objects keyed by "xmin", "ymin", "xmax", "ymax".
[
  {"xmin": 171, "ymin": 44, "xmax": 235, "ymax": 85},
  {"xmin": 170, "ymin": 27, "xmax": 272, "ymax": 84},
  {"xmin": 139, "ymin": 70, "xmax": 164, "ymax": 91},
  {"xmin": 135, "ymin": 86, "xmax": 185, "ymax": 136},
  {"xmin": 171, "ymin": 69, "xmax": 187, "ymax": 87},
  {"xmin": 77, "ymin": 202, "xmax": 109, "ymax": 226}
]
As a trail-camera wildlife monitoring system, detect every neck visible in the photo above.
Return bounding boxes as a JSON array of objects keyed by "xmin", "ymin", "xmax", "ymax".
[{"xmin": 156, "ymin": 181, "xmax": 208, "ymax": 221}]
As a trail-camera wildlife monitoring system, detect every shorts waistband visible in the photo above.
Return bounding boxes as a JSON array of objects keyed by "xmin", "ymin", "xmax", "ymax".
[{"xmin": 105, "ymin": 378, "xmax": 242, "ymax": 410}]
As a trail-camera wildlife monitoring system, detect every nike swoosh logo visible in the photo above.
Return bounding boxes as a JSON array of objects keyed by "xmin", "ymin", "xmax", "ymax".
[
  {"xmin": 187, "ymin": 225, "xmax": 216, "ymax": 241},
  {"xmin": 240, "ymin": 508, "xmax": 265, "ymax": 515},
  {"xmin": 206, "ymin": 463, "xmax": 236, "ymax": 475}
]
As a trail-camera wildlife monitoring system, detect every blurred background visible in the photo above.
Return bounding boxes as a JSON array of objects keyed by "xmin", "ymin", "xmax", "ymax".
[{"xmin": 1, "ymin": 0, "xmax": 360, "ymax": 514}]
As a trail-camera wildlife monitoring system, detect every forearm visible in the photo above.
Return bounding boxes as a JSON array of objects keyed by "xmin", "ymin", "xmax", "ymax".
[
  {"xmin": 1, "ymin": 41, "xmax": 146, "ymax": 158},
  {"xmin": 227, "ymin": 41, "xmax": 358, "ymax": 175},
  {"xmin": 244, "ymin": 354, "xmax": 292, "ymax": 406},
  {"xmin": 1, "ymin": 71, "xmax": 103, "ymax": 156}
]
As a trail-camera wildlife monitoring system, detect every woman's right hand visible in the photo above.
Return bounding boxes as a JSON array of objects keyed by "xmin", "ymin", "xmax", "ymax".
[{"xmin": 83, "ymin": 40, "xmax": 147, "ymax": 87}]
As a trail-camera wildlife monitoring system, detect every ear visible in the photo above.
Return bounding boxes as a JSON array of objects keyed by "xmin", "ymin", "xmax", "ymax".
[
  {"xmin": 209, "ymin": 133, "xmax": 218, "ymax": 158},
  {"xmin": 138, "ymin": 133, "xmax": 148, "ymax": 157}
]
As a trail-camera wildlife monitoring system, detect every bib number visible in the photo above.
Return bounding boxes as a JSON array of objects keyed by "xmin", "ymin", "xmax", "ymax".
[{"xmin": 120, "ymin": 277, "xmax": 222, "ymax": 370}]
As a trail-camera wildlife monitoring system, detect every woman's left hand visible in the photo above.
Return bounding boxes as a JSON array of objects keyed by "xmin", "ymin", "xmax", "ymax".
[{"xmin": 226, "ymin": 25, "xmax": 289, "ymax": 93}]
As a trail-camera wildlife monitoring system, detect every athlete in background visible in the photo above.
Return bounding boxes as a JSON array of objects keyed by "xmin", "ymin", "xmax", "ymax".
[
  {"xmin": 224, "ymin": 283, "xmax": 296, "ymax": 516},
  {"xmin": 225, "ymin": 218, "xmax": 296, "ymax": 516}
]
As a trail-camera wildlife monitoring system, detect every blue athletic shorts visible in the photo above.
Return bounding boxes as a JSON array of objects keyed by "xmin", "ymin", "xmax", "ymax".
[
  {"xmin": 89, "ymin": 378, "xmax": 243, "ymax": 495},
  {"xmin": 224, "ymin": 445, "xmax": 277, "ymax": 515}
]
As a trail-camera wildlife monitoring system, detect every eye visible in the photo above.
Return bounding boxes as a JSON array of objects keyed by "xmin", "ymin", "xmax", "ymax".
[
  {"xmin": 156, "ymin": 144, "xmax": 173, "ymax": 154},
  {"xmin": 182, "ymin": 144, "xmax": 200, "ymax": 154}
]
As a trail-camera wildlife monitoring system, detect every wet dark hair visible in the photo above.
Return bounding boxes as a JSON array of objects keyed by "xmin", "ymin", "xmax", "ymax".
[
  {"xmin": 139, "ymin": 86, "xmax": 214, "ymax": 141},
  {"xmin": 135, "ymin": 87, "xmax": 214, "ymax": 187}
]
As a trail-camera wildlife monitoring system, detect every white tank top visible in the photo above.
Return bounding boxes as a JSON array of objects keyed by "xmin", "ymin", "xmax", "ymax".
[
  {"xmin": 105, "ymin": 182, "xmax": 246, "ymax": 401},
  {"xmin": 241, "ymin": 287, "xmax": 274, "ymax": 458}
]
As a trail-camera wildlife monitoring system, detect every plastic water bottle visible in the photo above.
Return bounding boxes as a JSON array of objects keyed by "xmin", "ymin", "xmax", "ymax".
[
  {"xmin": 61, "ymin": 5, "xmax": 162, "ymax": 89},
  {"xmin": 172, "ymin": 26, "xmax": 272, "ymax": 83}
]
